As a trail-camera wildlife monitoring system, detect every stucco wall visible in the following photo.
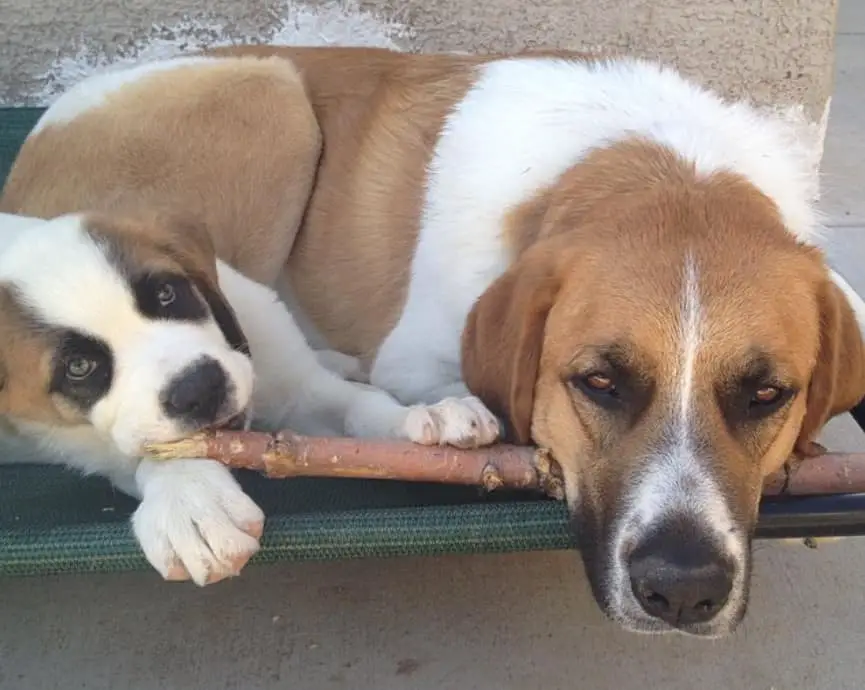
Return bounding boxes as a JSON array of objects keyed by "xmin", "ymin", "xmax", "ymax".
[{"xmin": 0, "ymin": 0, "xmax": 839, "ymax": 174}]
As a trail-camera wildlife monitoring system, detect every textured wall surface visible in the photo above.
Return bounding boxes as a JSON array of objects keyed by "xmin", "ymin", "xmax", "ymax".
[
  {"xmin": 360, "ymin": 0, "xmax": 840, "ymax": 119},
  {"xmin": 1, "ymin": 0, "xmax": 839, "ymax": 119}
]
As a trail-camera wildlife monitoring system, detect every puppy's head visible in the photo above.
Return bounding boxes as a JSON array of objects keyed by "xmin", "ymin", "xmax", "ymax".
[
  {"xmin": 0, "ymin": 212, "xmax": 253, "ymax": 456},
  {"xmin": 462, "ymin": 143, "xmax": 865, "ymax": 637}
]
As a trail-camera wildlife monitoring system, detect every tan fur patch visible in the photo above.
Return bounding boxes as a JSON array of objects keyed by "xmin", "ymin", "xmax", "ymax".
[
  {"xmin": 206, "ymin": 47, "xmax": 492, "ymax": 358},
  {"xmin": 0, "ymin": 56, "xmax": 322, "ymax": 287},
  {"xmin": 0, "ymin": 285, "xmax": 77, "ymax": 425}
]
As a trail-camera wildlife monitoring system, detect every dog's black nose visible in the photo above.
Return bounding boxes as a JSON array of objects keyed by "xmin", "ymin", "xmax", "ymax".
[
  {"xmin": 628, "ymin": 525, "xmax": 735, "ymax": 628},
  {"xmin": 162, "ymin": 357, "xmax": 228, "ymax": 425}
]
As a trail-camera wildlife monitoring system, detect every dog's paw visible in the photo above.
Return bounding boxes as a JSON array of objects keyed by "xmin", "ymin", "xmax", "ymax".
[
  {"xmin": 316, "ymin": 350, "xmax": 369, "ymax": 383},
  {"xmin": 132, "ymin": 459, "xmax": 265, "ymax": 586},
  {"xmin": 403, "ymin": 396, "xmax": 501, "ymax": 449}
]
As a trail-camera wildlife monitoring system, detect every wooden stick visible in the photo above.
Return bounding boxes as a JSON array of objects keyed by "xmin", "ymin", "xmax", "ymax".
[{"xmin": 143, "ymin": 430, "xmax": 865, "ymax": 499}]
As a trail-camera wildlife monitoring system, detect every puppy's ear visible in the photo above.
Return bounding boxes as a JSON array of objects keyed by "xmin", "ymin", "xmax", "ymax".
[
  {"xmin": 461, "ymin": 245, "xmax": 564, "ymax": 445},
  {"xmin": 145, "ymin": 211, "xmax": 220, "ymax": 282},
  {"xmin": 144, "ymin": 211, "xmax": 251, "ymax": 357},
  {"xmin": 796, "ymin": 274, "xmax": 865, "ymax": 455},
  {"xmin": 194, "ymin": 278, "xmax": 250, "ymax": 357}
]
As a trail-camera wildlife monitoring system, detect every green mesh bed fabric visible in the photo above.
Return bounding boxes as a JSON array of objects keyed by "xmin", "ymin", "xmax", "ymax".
[{"xmin": 0, "ymin": 106, "xmax": 574, "ymax": 577}]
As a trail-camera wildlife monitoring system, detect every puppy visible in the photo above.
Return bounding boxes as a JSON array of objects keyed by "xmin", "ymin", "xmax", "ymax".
[
  {"xmin": 0, "ymin": 207, "xmax": 497, "ymax": 585},
  {"xmin": 3, "ymin": 46, "xmax": 864, "ymax": 637}
]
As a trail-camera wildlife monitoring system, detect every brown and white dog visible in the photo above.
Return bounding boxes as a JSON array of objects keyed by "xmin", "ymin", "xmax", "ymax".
[{"xmin": 2, "ymin": 46, "xmax": 865, "ymax": 638}]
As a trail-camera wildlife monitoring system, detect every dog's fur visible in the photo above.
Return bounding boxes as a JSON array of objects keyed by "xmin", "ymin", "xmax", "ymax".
[{"xmin": 2, "ymin": 46, "xmax": 865, "ymax": 637}]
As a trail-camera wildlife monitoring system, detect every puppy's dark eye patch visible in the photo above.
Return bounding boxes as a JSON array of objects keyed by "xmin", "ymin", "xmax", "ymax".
[
  {"xmin": 49, "ymin": 331, "xmax": 114, "ymax": 411},
  {"xmin": 133, "ymin": 272, "xmax": 207, "ymax": 321}
]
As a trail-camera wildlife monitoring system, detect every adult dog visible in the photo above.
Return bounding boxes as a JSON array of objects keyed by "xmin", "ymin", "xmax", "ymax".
[{"xmin": 2, "ymin": 46, "xmax": 864, "ymax": 638}]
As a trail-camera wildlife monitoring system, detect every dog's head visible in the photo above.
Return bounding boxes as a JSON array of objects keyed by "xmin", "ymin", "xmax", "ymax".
[
  {"xmin": 0, "ymin": 212, "xmax": 253, "ymax": 456},
  {"xmin": 462, "ymin": 142, "xmax": 865, "ymax": 637}
]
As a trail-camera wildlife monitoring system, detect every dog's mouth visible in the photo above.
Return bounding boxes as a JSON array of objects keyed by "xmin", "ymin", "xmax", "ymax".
[
  {"xmin": 212, "ymin": 406, "xmax": 252, "ymax": 432},
  {"xmin": 129, "ymin": 406, "xmax": 253, "ymax": 459}
]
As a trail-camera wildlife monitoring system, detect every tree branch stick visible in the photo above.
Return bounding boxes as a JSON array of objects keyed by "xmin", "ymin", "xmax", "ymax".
[{"xmin": 144, "ymin": 430, "xmax": 865, "ymax": 499}]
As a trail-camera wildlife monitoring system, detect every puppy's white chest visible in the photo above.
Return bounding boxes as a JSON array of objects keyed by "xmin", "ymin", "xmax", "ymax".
[{"xmin": 7, "ymin": 419, "xmax": 140, "ymax": 494}]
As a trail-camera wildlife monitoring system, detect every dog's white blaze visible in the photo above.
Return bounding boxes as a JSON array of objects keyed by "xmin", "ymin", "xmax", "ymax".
[
  {"xmin": 678, "ymin": 253, "xmax": 701, "ymax": 435},
  {"xmin": 607, "ymin": 253, "xmax": 747, "ymax": 634}
]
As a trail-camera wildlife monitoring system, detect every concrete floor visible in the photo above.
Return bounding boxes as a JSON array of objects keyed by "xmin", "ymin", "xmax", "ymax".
[{"xmin": 2, "ymin": 5, "xmax": 865, "ymax": 690}]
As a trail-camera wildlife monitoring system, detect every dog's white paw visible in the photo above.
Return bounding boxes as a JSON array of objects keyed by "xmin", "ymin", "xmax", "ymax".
[
  {"xmin": 403, "ymin": 396, "xmax": 501, "ymax": 449},
  {"xmin": 132, "ymin": 459, "xmax": 265, "ymax": 586},
  {"xmin": 316, "ymin": 350, "xmax": 369, "ymax": 383}
]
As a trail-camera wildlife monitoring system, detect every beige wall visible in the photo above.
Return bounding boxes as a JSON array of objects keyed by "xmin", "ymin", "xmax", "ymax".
[
  {"xmin": 0, "ymin": 0, "xmax": 839, "ymax": 167},
  {"xmin": 362, "ymin": 0, "xmax": 839, "ymax": 119}
]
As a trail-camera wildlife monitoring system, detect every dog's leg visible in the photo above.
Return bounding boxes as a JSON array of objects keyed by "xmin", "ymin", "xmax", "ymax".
[
  {"xmin": 368, "ymin": 293, "xmax": 503, "ymax": 446},
  {"xmin": 0, "ymin": 423, "xmax": 263, "ymax": 585},
  {"xmin": 315, "ymin": 349, "xmax": 369, "ymax": 383},
  {"xmin": 219, "ymin": 264, "xmax": 499, "ymax": 447},
  {"xmin": 132, "ymin": 457, "xmax": 265, "ymax": 585}
]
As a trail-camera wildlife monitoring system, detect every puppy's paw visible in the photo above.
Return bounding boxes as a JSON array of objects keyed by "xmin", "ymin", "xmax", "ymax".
[
  {"xmin": 403, "ymin": 396, "xmax": 501, "ymax": 449},
  {"xmin": 132, "ymin": 459, "xmax": 265, "ymax": 586},
  {"xmin": 316, "ymin": 350, "xmax": 369, "ymax": 383}
]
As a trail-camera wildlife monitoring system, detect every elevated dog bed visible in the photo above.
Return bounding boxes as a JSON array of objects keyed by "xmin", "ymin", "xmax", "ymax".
[{"xmin": 2, "ymin": 106, "xmax": 865, "ymax": 578}]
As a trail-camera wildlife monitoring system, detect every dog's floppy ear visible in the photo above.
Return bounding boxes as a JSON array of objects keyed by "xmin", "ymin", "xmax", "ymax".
[
  {"xmin": 796, "ymin": 272, "xmax": 865, "ymax": 455},
  {"xmin": 461, "ymin": 245, "xmax": 564, "ymax": 445},
  {"xmin": 141, "ymin": 211, "xmax": 251, "ymax": 357}
]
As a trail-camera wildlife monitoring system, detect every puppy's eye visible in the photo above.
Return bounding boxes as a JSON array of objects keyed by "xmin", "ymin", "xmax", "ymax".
[
  {"xmin": 50, "ymin": 331, "xmax": 113, "ymax": 411},
  {"xmin": 65, "ymin": 356, "xmax": 96, "ymax": 381},
  {"xmin": 133, "ymin": 272, "xmax": 207, "ymax": 321},
  {"xmin": 156, "ymin": 283, "xmax": 176, "ymax": 307}
]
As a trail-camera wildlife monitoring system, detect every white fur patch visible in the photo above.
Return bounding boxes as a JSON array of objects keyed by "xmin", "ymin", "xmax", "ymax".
[
  {"xmin": 132, "ymin": 457, "xmax": 265, "ymax": 586},
  {"xmin": 401, "ymin": 395, "xmax": 501, "ymax": 449},
  {"xmin": 678, "ymin": 253, "xmax": 702, "ymax": 431},
  {"xmin": 606, "ymin": 447, "xmax": 747, "ymax": 637},
  {"xmin": 214, "ymin": 260, "xmax": 500, "ymax": 447}
]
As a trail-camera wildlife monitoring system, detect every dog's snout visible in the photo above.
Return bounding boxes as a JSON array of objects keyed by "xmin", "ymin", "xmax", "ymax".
[
  {"xmin": 627, "ymin": 526, "xmax": 735, "ymax": 628},
  {"xmin": 161, "ymin": 357, "xmax": 228, "ymax": 425}
]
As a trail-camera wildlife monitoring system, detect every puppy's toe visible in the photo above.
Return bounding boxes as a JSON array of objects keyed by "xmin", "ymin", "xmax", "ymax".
[
  {"xmin": 404, "ymin": 396, "xmax": 501, "ymax": 448},
  {"xmin": 163, "ymin": 557, "xmax": 192, "ymax": 582}
]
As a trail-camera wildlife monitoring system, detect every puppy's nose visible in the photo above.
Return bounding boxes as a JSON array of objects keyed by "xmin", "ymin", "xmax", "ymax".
[
  {"xmin": 162, "ymin": 357, "xmax": 228, "ymax": 425},
  {"xmin": 628, "ymin": 527, "xmax": 735, "ymax": 628}
]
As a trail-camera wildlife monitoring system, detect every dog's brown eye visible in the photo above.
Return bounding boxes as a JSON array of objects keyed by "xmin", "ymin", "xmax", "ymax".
[
  {"xmin": 585, "ymin": 373, "xmax": 615, "ymax": 392},
  {"xmin": 570, "ymin": 372, "xmax": 620, "ymax": 402},
  {"xmin": 752, "ymin": 386, "xmax": 780, "ymax": 405},
  {"xmin": 65, "ymin": 357, "xmax": 95, "ymax": 380},
  {"xmin": 157, "ymin": 283, "xmax": 176, "ymax": 307}
]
